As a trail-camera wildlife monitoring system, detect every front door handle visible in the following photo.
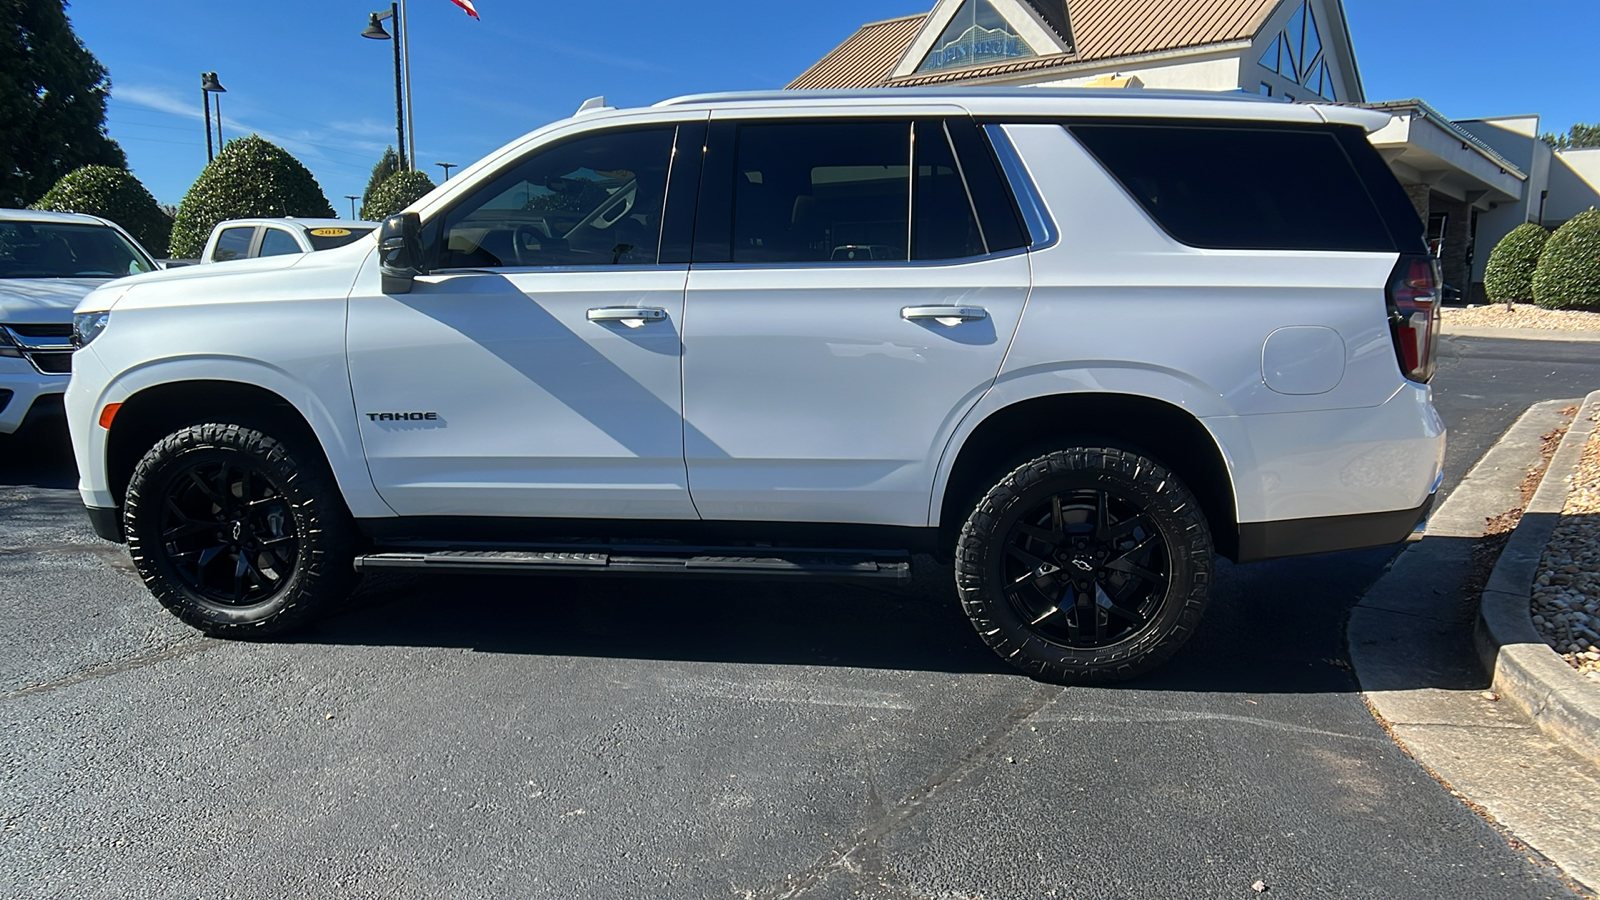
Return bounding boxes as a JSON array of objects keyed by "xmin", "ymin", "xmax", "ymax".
[
  {"xmin": 587, "ymin": 307, "xmax": 668, "ymax": 328},
  {"xmin": 902, "ymin": 305, "xmax": 988, "ymax": 326}
]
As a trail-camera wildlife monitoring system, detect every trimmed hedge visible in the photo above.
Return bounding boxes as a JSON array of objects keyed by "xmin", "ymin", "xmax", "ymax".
[
  {"xmin": 30, "ymin": 165, "xmax": 171, "ymax": 255},
  {"xmin": 360, "ymin": 169, "xmax": 436, "ymax": 222},
  {"xmin": 1482, "ymin": 223, "xmax": 1549, "ymax": 304},
  {"xmin": 1532, "ymin": 208, "xmax": 1600, "ymax": 310},
  {"xmin": 168, "ymin": 135, "xmax": 335, "ymax": 258}
]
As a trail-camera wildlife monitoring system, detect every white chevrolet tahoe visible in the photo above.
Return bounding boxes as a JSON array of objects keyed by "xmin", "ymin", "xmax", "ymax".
[
  {"xmin": 66, "ymin": 89, "xmax": 1446, "ymax": 682},
  {"xmin": 1, "ymin": 209, "xmax": 158, "ymax": 434}
]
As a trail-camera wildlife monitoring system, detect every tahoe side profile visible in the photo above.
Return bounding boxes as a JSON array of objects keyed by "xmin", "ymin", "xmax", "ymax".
[{"xmin": 66, "ymin": 89, "xmax": 1445, "ymax": 683}]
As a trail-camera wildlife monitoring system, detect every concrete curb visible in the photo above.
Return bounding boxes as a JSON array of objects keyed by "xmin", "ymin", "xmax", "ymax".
[
  {"xmin": 1441, "ymin": 324, "xmax": 1600, "ymax": 343},
  {"xmin": 1476, "ymin": 389, "xmax": 1600, "ymax": 766}
]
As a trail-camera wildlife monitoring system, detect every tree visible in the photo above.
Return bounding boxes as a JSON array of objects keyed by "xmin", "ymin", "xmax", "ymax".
[
  {"xmin": 168, "ymin": 135, "xmax": 336, "ymax": 258},
  {"xmin": 360, "ymin": 169, "xmax": 435, "ymax": 221},
  {"xmin": 362, "ymin": 146, "xmax": 400, "ymax": 210},
  {"xmin": 31, "ymin": 164, "xmax": 171, "ymax": 254},
  {"xmin": 1532, "ymin": 208, "xmax": 1600, "ymax": 311},
  {"xmin": 1543, "ymin": 123, "xmax": 1600, "ymax": 151},
  {"xmin": 1482, "ymin": 223, "xmax": 1549, "ymax": 306},
  {"xmin": 0, "ymin": 0, "xmax": 128, "ymax": 207}
]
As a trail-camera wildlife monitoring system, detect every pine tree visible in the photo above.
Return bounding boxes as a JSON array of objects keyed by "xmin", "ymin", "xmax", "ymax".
[
  {"xmin": 0, "ymin": 0, "xmax": 128, "ymax": 207},
  {"xmin": 362, "ymin": 146, "xmax": 401, "ymax": 211}
]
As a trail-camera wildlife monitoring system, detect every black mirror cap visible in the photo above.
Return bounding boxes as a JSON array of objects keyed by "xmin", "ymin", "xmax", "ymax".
[{"xmin": 378, "ymin": 212, "xmax": 425, "ymax": 293}]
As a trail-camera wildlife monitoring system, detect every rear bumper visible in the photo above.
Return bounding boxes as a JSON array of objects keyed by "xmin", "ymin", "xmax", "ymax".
[{"xmin": 1236, "ymin": 477, "xmax": 1437, "ymax": 562}]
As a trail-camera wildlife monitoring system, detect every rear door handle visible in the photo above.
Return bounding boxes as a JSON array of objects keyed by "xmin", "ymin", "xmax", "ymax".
[
  {"xmin": 587, "ymin": 307, "xmax": 668, "ymax": 327},
  {"xmin": 901, "ymin": 305, "xmax": 988, "ymax": 325}
]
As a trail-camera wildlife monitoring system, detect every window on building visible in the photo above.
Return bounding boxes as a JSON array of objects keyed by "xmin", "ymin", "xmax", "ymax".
[
  {"xmin": 435, "ymin": 127, "xmax": 675, "ymax": 268},
  {"xmin": 1259, "ymin": 83, "xmax": 1273, "ymax": 97},
  {"xmin": 1257, "ymin": 1, "xmax": 1337, "ymax": 100},
  {"xmin": 1069, "ymin": 123, "xmax": 1398, "ymax": 252},
  {"xmin": 258, "ymin": 229, "xmax": 302, "ymax": 257},
  {"xmin": 916, "ymin": 0, "xmax": 1038, "ymax": 73}
]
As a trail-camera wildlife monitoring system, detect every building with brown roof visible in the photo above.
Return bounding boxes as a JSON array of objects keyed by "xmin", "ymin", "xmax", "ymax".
[{"xmin": 789, "ymin": 0, "xmax": 1600, "ymax": 300}]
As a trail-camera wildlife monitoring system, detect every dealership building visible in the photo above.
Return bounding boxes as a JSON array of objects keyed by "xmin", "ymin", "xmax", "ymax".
[{"xmin": 790, "ymin": 0, "xmax": 1600, "ymax": 299}]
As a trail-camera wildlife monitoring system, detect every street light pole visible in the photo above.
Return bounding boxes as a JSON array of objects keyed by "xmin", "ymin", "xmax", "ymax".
[
  {"xmin": 201, "ymin": 72, "xmax": 227, "ymax": 163},
  {"xmin": 362, "ymin": 5, "xmax": 408, "ymax": 170},
  {"xmin": 436, "ymin": 162, "xmax": 456, "ymax": 181},
  {"xmin": 345, "ymin": 195, "xmax": 360, "ymax": 218},
  {"xmin": 401, "ymin": 0, "xmax": 416, "ymax": 171}
]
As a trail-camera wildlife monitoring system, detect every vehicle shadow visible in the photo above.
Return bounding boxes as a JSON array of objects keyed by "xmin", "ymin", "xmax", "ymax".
[
  {"xmin": 0, "ymin": 404, "xmax": 77, "ymax": 490},
  {"xmin": 300, "ymin": 539, "xmax": 1483, "ymax": 694}
]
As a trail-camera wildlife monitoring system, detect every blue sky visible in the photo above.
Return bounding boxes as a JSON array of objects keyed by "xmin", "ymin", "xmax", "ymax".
[{"xmin": 67, "ymin": 0, "xmax": 1600, "ymax": 208}]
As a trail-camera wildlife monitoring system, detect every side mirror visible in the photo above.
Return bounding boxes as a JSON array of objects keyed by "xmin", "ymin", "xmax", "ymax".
[{"xmin": 377, "ymin": 212, "xmax": 426, "ymax": 294}]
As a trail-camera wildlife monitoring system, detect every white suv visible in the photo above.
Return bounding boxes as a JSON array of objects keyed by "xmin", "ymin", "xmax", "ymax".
[{"xmin": 66, "ymin": 89, "xmax": 1445, "ymax": 682}]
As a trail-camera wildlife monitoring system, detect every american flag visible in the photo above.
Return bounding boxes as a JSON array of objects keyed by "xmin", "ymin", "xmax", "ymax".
[{"xmin": 448, "ymin": 0, "xmax": 479, "ymax": 19}]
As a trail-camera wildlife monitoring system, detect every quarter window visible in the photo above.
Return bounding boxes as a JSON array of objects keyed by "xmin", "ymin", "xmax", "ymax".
[
  {"xmin": 1069, "ymin": 123, "xmax": 1397, "ymax": 252},
  {"xmin": 435, "ymin": 127, "xmax": 675, "ymax": 268}
]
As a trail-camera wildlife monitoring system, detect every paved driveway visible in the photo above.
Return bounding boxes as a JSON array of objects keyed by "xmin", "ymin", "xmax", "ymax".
[{"xmin": 2, "ymin": 334, "xmax": 1596, "ymax": 899}]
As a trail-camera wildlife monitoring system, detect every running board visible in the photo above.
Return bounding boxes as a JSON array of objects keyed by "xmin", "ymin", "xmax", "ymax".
[{"xmin": 353, "ymin": 547, "xmax": 912, "ymax": 585}]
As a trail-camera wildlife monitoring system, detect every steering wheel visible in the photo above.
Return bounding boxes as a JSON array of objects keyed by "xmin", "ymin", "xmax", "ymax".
[{"xmin": 510, "ymin": 224, "xmax": 541, "ymax": 266}]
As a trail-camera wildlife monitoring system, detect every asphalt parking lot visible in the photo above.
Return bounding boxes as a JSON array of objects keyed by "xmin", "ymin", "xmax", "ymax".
[{"xmin": 3, "ymin": 334, "xmax": 1598, "ymax": 899}]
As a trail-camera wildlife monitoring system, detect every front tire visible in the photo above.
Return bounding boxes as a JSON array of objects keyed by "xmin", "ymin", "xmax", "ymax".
[
  {"xmin": 955, "ymin": 447, "xmax": 1213, "ymax": 683},
  {"xmin": 124, "ymin": 423, "xmax": 357, "ymax": 637}
]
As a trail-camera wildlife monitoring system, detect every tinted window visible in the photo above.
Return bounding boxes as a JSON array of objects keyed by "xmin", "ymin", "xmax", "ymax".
[
  {"xmin": 212, "ymin": 227, "xmax": 255, "ymax": 261},
  {"xmin": 436, "ymin": 127, "xmax": 674, "ymax": 268},
  {"xmin": 947, "ymin": 119, "xmax": 1028, "ymax": 252},
  {"xmin": 1068, "ymin": 123, "xmax": 1397, "ymax": 252},
  {"xmin": 913, "ymin": 120, "xmax": 985, "ymax": 260},
  {"xmin": 0, "ymin": 221, "xmax": 155, "ymax": 278},
  {"xmin": 306, "ymin": 226, "xmax": 374, "ymax": 251},
  {"xmin": 732, "ymin": 121, "xmax": 910, "ymax": 264},
  {"xmin": 258, "ymin": 228, "xmax": 303, "ymax": 257}
]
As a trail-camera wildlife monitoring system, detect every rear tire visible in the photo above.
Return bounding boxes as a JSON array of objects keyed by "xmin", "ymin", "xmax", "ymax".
[
  {"xmin": 124, "ymin": 423, "xmax": 357, "ymax": 637},
  {"xmin": 955, "ymin": 446, "xmax": 1213, "ymax": 683}
]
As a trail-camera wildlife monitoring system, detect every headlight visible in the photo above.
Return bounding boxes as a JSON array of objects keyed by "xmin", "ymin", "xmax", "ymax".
[{"xmin": 72, "ymin": 311, "xmax": 111, "ymax": 348}]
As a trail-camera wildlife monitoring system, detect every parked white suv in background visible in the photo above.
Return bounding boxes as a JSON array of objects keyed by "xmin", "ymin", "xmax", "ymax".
[
  {"xmin": 66, "ymin": 88, "xmax": 1445, "ymax": 682},
  {"xmin": 0, "ymin": 209, "xmax": 157, "ymax": 434}
]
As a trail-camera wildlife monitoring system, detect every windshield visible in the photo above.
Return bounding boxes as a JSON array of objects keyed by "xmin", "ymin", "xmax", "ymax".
[
  {"xmin": 0, "ymin": 220, "xmax": 156, "ymax": 279},
  {"xmin": 304, "ymin": 226, "xmax": 375, "ymax": 251}
]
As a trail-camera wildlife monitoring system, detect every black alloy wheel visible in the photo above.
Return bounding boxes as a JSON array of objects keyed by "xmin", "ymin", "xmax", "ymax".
[
  {"xmin": 1001, "ymin": 486, "xmax": 1169, "ymax": 650},
  {"xmin": 158, "ymin": 459, "xmax": 300, "ymax": 606},
  {"xmin": 125, "ymin": 423, "xmax": 358, "ymax": 637},
  {"xmin": 956, "ymin": 447, "xmax": 1214, "ymax": 683}
]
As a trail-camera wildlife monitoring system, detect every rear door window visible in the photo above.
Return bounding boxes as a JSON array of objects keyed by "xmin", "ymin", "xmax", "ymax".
[
  {"xmin": 1067, "ymin": 123, "xmax": 1398, "ymax": 252},
  {"xmin": 258, "ymin": 228, "xmax": 303, "ymax": 257}
]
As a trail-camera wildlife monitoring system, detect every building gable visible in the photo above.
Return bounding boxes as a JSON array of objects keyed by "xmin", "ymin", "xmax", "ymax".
[
  {"xmin": 1249, "ymin": 0, "xmax": 1364, "ymax": 102},
  {"xmin": 891, "ymin": 0, "xmax": 1072, "ymax": 80}
]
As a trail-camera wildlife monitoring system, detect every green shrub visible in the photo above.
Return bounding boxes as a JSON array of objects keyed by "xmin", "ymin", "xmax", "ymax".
[
  {"xmin": 30, "ymin": 165, "xmax": 171, "ymax": 255},
  {"xmin": 360, "ymin": 169, "xmax": 436, "ymax": 221},
  {"xmin": 1532, "ymin": 208, "xmax": 1600, "ymax": 310},
  {"xmin": 168, "ymin": 135, "xmax": 335, "ymax": 258},
  {"xmin": 1483, "ymin": 223, "xmax": 1549, "ymax": 304}
]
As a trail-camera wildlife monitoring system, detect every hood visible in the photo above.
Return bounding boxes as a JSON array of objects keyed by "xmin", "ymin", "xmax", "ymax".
[
  {"xmin": 0, "ymin": 277, "xmax": 113, "ymax": 323},
  {"xmin": 113, "ymin": 252, "xmax": 309, "ymax": 289}
]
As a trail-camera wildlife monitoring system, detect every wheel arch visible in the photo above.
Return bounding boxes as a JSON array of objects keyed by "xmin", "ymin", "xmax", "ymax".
[
  {"xmin": 935, "ymin": 391, "xmax": 1241, "ymax": 561},
  {"xmin": 103, "ymin": 376, "xmax": 385, "ymax": 520}
]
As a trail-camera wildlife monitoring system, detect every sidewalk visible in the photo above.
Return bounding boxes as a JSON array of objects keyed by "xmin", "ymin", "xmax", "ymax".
[{"xmin": 1349, "ymin": 396, "xmax": 1600, "ymax": 893}]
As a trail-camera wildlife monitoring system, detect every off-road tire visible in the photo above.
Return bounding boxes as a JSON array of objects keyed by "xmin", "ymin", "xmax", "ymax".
[
  {"xmin": 124, "ymin": 423, "xmax": 357, "ymax": 637},
  {"xmin": 955, "ymin": 447, "xmax": 1213, "ymax": 683}
]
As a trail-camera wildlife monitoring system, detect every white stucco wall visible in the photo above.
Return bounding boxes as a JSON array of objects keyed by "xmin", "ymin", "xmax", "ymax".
[
  {"xmin": 1547, "ymin": 149, "xmax": 1600, "ymax": 224},
  {"xmin": 1024, "ymin": 53, "xmax": 1242, "ymax": 91}
]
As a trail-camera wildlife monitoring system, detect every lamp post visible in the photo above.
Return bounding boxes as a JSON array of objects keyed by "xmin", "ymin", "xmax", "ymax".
[
  {"xmin": 362, "ymin": 3, "xmax": 412, "ymax": 171},
  {"xmin": 345, "ymin": 195, "xmax": 360, "ymax": 218},
  {"xmin": 436, "ymin": 162, "xmax": 456, "ymax": 181},
  {"xmin": 200, "ymin": 72, "xmax": 226, "ymax": 162}
]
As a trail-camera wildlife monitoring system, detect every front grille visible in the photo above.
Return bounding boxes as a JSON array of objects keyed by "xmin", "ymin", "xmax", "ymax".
[
  {"xmin": 1, "ymin": 324, "xmax": 75, "ymax": 376},
  {"xmin": 31, "ymin": 352, "xmax": 72, "ymax": 374}
]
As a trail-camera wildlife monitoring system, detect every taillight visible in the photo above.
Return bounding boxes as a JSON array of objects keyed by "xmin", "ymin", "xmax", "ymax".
[{"xmin": 1386, "ymin": 254, "xmax": 1441, "ymax": 384}]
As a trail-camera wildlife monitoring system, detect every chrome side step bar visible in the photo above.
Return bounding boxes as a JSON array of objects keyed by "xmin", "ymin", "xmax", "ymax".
[{"xmin": 353, "ymin": 546, "xmax": 913, "ymax": 585}]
